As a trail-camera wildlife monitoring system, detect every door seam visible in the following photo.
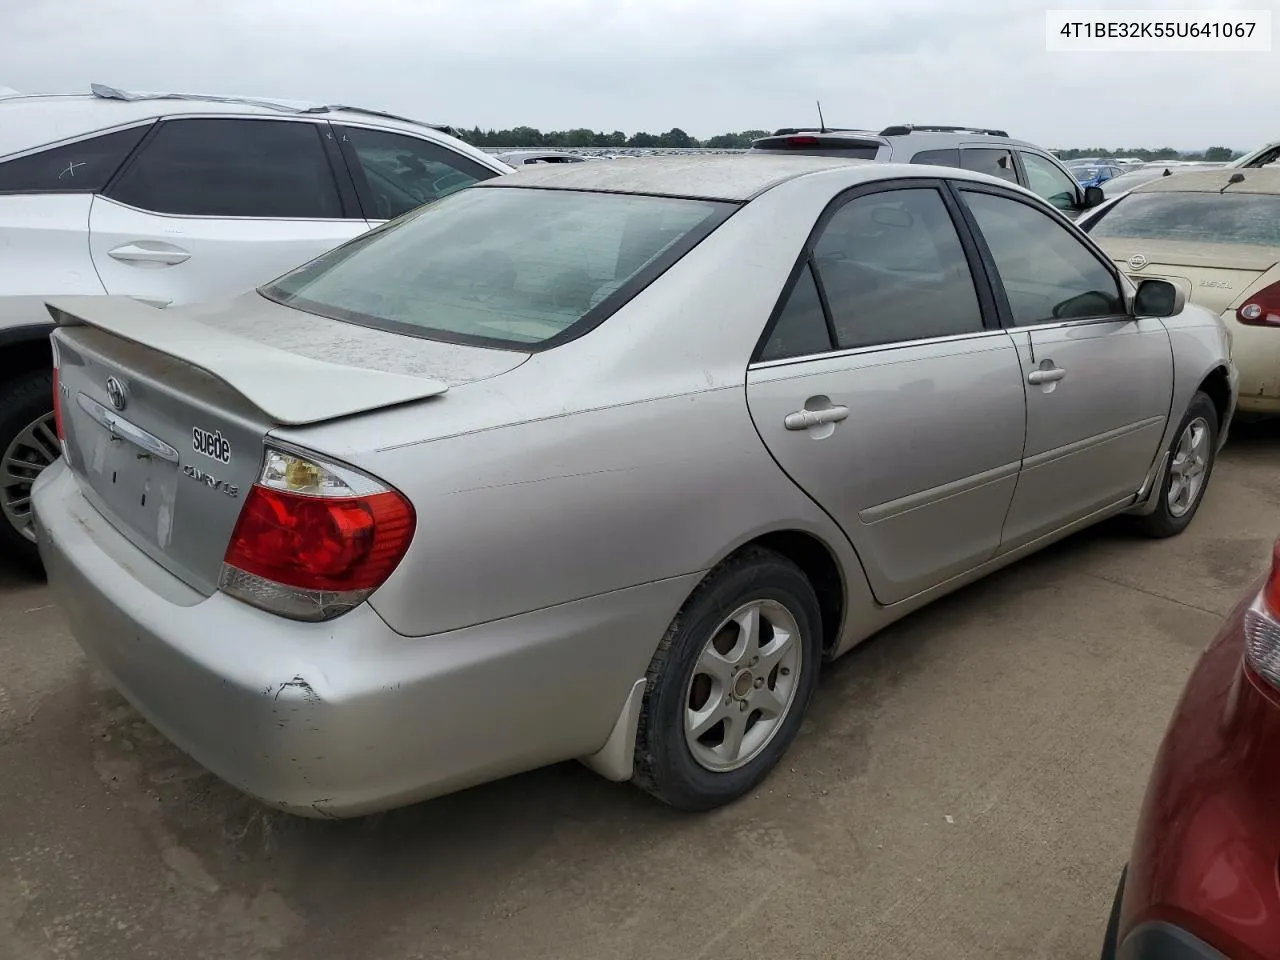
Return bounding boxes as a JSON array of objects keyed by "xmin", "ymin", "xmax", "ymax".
[
  {"xmin": 994, "ymin": 330, "xmax": 1032, "ymax": 551},
  {"xmin": 85, "ymin": 193, "xmax": 109, "ymax": 295}
]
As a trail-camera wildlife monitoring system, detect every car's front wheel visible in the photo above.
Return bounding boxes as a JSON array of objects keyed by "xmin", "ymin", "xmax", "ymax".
[
  {"xmin": 0, "ymin": 369, "xmax": 57, "ymax": 573},
  {"xmin": 1135, "ymin": 390, "xmax": 1219, "ymax": 538},
  {"xmin": 632, "ymin": 547, "xmax": 822, "ymax": 811}
]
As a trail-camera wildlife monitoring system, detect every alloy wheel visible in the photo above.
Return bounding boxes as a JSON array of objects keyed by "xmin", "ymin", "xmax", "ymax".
[
  {"xmin": 683, "ymin": 599, "xmax": 803, "ymax": 772},
  {"xmin": 1167, "ymin": 416, "xmax": 1211, "ymax": 519},
  {"xmin": 1, "ymin": 412, "xmax": 59, "ymax": 543}
]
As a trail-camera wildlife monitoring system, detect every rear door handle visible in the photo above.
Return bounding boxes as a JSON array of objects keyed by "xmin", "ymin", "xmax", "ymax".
[
  {"xmin": 107, "ymin": 243, "xmax": 191, "ymax": 266},
  {"xmin": 784, "ymin": 405, "xmax": 850, "ymax": 430},
  {"xmin": 1027, "ymin": 367, "xmax": 1066, "ymax": 385}
]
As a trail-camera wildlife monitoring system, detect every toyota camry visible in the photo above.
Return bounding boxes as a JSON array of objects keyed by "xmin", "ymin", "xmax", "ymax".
[{"xmin": 33, "ymin": 155, "xmax": 1236, "ymax": 817}]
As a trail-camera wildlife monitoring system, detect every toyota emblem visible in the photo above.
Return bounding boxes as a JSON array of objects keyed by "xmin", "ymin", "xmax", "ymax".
[
  {"xmin": 1127, "ymin": 254, "xmax": 1149, "ymax": 270},
  {"xmin": 105, "ymin": 376, "xmax": 127, "ymax": 411}
]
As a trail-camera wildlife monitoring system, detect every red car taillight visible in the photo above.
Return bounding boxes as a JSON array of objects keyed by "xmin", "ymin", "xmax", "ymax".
[
  {"xmin": 220, "ymin": 448, "xmax": 415, "ymax": 622},
  {"xmin": 1244, "ymin": 540, "xmax": 1280, "ymax": 689},
  {"xmin": 1236, "ymin": 281, "xmax": 1280, "ymax": 327}
]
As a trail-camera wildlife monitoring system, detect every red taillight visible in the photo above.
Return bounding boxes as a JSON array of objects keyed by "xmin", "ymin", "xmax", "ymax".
[
  {"xmin": 52, "ymin": 366, "xmax": 63, "ymax": 440},
  {"xmin": 225, "ymin": 487, "xmax": 412, "ymax": 591},
  {"xmin": 787, "ymin": 135, "xmax": 820, "ymax": 146},
  {"xmin": 1263, "ymin": 540, "xmax": 1280, "ymax": 619},
  {"xmin": 1236, "ymin": 280, "xmax": 1280, "ymax": 327},
  {"xmin": 219, "ymin": 448, "xmax": 414, "ymax": 621},
  {"xmin": 1245, "ymin": 539, "xmax": 1280, "ymax": 689}
]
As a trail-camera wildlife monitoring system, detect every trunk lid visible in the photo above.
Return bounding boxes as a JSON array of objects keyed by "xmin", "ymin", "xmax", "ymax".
[
  {"xmin": 1097, "ymin": 239, "xmax": 1280, "ymax": 315},
  {"xmin": 48, "ymin": 294, "xmax": 527, "ymax": 595}
]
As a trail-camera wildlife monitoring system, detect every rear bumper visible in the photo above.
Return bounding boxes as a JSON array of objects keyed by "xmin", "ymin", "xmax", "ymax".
[
  {"xmin": 1114, "ymin": 584, "xmax": 1280, "ymax": 960},
  {"xmin": 1222, "ymin": 312, "xmax": 1280, "ymax": 412},
  {"xmin": 33, "ymin": 460, "xmax": 695, "ymax": 817},
  {"xmin": 1235, "ymin": 394, "xmax": 1280, "ymax": 416}
]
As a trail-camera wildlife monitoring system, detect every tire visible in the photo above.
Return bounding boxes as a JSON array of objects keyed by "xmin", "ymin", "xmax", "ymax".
[
  {"xmin": 1099, "ymin": 866, "xmax": 1126, "ymax": 960},
  {"xmin": 0, "ymin": 369, "xmax": 56, "ymax": 575},
  {"xmin": 632, "ymin": 547, "xmax": 823, "ymax": 811},
  {"xmin": 1134, "ymin": 390, "xmax": 1218, "ymax": 539}
]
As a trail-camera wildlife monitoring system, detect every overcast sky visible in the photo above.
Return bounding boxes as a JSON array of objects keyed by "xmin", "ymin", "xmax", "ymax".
[{"xmin": 1, "ymin": 0, "xmax": 1273, "ymax": 149}]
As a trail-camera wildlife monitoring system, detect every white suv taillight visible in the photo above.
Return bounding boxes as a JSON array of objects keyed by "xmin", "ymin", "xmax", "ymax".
[
  {"xmin": 51, "ymin": 339, "xmax": 66, "ymax": 449},
  {"xmin": 219, "ymin": 448, "xmax": 415, "ymax": 622},
  {"xmin": 1243, "ymin": 541, "xmax": 1280, "ymax": 688}
]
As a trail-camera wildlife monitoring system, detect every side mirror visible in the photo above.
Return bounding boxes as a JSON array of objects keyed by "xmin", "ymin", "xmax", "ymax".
[
  {"xmin": 1083, "ymin": 185, "xmax": 1106, "ymax": 208},
  {"xmin": 1133, "ymin": 278, "xmax": 1186, "ymax": 318}
]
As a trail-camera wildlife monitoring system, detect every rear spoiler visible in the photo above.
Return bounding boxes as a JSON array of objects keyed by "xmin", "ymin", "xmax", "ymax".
[{"xmin": 45, "ymin": 296, "xmax": 449, "ymax": 426}]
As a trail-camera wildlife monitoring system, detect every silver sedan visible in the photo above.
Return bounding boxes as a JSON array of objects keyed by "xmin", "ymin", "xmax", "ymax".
[{"xmin": 33, "ymin": 155, "xmax": 1236, "ymax": 817}]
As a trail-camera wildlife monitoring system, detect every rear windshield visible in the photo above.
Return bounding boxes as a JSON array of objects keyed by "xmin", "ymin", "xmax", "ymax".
[
  {"xmin": 1089, "ymin": 192, "xmax": 1280, "ymax": 247},
  {"xmin": 261, "ymin": 186, "xmax": 732, "ymax": 349}
]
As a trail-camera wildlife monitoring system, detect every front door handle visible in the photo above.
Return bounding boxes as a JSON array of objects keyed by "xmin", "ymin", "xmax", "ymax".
[
  {"xmin": 784, "ymin": 405, "xmax": 850, "ymax": 431},
  {"xmin": 1027, "ymin": 367, "xmax": 1066, "ymax": 385},
  {"xmin": 107, "ymin": 243, "xmax": 191, "ymax": 266}
]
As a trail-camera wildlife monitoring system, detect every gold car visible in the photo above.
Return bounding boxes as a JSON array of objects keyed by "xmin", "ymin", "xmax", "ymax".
[{"xmin": 1084, "ymin": 168, "xmax": 1280, "ymax": 415}]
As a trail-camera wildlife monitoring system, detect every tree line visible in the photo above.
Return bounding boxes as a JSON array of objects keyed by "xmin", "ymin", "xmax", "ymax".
[
  {"xmin": 458, "ymin": 127, "xmax": 1242, "ymax": 160},
  {"xmin": 1055, "ymin": 146, "xmax": 1239, "ymax": 162}
]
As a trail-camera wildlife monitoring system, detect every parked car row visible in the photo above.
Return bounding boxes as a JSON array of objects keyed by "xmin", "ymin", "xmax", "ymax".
[{"xmin": 1068, "ymin": 159, "xmax": 1125, "ymax": 188}]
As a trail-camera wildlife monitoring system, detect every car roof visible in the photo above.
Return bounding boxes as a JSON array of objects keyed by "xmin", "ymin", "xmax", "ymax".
[
  {"xmin": 478, "ymin": 154, "xmax": 870, "ymax": 201},
  {"xmin": 0, "ymin": 84, "xmax": 469, "ymax": 160},
  {"xmin": 477, "ymin": 154, "xmax": 1025, "ymax": 202},
  {"xmin": 750, "ymin": 126, "xmax": 1046, "ymax": 156},
  {"xmin": 497, "ymin": 150, "xmax": 585, "ymax": 161},
  {"xmin": 1130, "ymin": 168, "xmax": 1280, "ymax": 195}
]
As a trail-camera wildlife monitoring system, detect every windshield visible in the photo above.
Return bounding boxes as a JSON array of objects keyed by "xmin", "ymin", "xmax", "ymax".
[
  {"xmin": 262, "ymin": 186, "xmax": 733, "ymax": 349},
  {"xmin": 1090, "ymin": 192, "xmax": 1280, "ymax": 246}
]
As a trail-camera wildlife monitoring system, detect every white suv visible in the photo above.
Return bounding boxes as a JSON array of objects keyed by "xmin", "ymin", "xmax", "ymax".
[{"xmin": 0, "ymin": 84, "xmax": 512, "ymax": 568}]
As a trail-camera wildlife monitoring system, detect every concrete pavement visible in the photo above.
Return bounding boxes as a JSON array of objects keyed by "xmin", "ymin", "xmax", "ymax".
[{"xmin": 3, "ymin": 423, "xmax": 1279, "ymax": 960}]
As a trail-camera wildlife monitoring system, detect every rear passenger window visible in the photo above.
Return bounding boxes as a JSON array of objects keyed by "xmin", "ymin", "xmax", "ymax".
[
  {"xmin": 910, "ymin": 149, "xmax": 961, "ymax": 168},
  {"xmin": 0, "ymin": 126, "xmax": 150, "ymax": 194},
  {"xmin": 810, "ymin": 188, "xmax": 984, "ymax": 349},
  {"xmin": 963, "ymin": 190, "xmax": 1124, "ymax": 326},
  {"xmin": 759, "ymin": 262, "xmax": 833, "ymax": 362},
  {"xmin": 961, "ymin": 148, "xmax": 1018, "ymax": 184},
  {"xmin": 107, "ymin": 118, "xmax": 344, "ymax": 219}
]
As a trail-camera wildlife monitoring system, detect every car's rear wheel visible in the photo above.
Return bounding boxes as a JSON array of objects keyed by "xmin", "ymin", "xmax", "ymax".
[
  {"xmin": 0, "ymin": 370, "xmax": 56, "ymax": 573},
  {"xmin": 632, "ymin": 547, "xmax": 822, "ymax": 811},
  {"xmin": 1135, "ymin": 391, "xmax": 1218, "ymax": 538}
]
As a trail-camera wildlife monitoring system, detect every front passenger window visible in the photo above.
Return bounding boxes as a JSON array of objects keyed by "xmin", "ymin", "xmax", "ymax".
[
  {"xmin": 811, "ymin": 188, "xmax": 985, "ymax": 349},
  {"xmin": 963, "ymin": 190, "xmax": 1124, "ymax": 326},
  {"xmin": 107, "ymin": 118, "xmax": 344, "ymax": 218}
]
